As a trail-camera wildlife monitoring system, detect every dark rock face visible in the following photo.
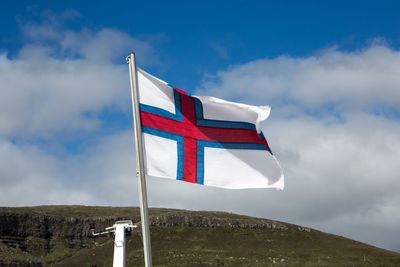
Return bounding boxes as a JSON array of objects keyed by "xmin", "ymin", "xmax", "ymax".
[
  {"xmin": 150, "ymin": 213, "xmax": 289, "ymax": 230},
  {"xmin": 0, "ymin": 212, "xmax": 131, "ymax": 252},
  {"xmin": 0, "ymin": 207, "xmax": 300, "ymax": 266},
  {"xmin": 0, "ymin": 210, "xmax": 290, "ymax": 246},
  {"xmin": 0, "ymin": 260, "xmax": 42, "ymax": 267}
]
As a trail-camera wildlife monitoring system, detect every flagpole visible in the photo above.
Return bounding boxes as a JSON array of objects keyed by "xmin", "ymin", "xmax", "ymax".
[{"xmin": 127, "ymin": 52, "xmax": 153, "ymax": 267}]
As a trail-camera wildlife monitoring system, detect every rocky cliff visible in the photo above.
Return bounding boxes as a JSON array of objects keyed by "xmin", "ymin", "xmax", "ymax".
[{"xmin": 0, "ymin": 206, "xmax": 398, "ymax": 267}]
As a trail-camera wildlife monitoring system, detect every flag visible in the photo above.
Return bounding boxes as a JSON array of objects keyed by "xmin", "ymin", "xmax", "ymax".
[{"xmin": 137, "ymin": 69, "xmax": 284, "ymax": 189}]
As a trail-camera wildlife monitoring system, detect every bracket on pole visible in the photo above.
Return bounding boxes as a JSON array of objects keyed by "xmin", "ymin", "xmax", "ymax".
[{"xmin": 91, "ymin": 220, "xmax": 139, "ymax": 267}]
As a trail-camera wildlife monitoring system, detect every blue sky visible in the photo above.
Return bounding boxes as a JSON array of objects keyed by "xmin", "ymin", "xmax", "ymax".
[
  {"xmin": 1, "ymin": 0, "xmax": 400, "ymax": 252},
  {"xmin": 2, "ymin": 0, "xmax": 400, "ymax": 88}
]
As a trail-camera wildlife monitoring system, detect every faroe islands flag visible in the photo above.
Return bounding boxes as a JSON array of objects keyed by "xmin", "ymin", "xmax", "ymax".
[{"xmin": 137, "ymin": 69, "xmax": 284, "ymax": 190}]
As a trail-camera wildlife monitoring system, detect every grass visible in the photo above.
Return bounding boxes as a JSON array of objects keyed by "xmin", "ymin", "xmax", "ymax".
[{"xmin": 0, "ymin": 206, "xmax": 399, "ymax": 267}]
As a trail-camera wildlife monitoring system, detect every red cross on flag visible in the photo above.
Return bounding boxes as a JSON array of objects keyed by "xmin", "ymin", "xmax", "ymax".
[{"xmin": 137, "ymin": 69, "xmax": 284, "ymax": 190}]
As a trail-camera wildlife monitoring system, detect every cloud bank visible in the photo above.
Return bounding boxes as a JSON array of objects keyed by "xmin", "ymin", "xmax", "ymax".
[
  {"xmin": 195, "ymin": 45, "xmax": 400, "ymax": 251},
  {"xmin": 0, "ymin": 11, "xmax": 157, "ymax": 202}
]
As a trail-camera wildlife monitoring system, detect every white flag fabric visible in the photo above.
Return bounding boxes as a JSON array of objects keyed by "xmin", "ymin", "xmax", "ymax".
[{"xmin": 137, "ymin": 69, "xmax": 284, "ymax": 189}]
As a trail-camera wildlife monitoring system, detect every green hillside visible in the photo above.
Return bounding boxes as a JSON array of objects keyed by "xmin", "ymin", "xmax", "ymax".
[{"xmin": 0, "ymin": 206, "xmax": 399, "ymax": 266}]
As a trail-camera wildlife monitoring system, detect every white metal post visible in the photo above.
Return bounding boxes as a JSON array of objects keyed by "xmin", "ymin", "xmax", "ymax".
[
  {"xmin": 113, "ymin": 223, "xmax": 128, "ymax": 267},
  {"xmin": 127, "ymin": 52, "xmax": 153, "ymax": 267}
]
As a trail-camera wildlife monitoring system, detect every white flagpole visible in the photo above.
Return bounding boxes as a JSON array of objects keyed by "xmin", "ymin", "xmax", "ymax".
[{"xmin": 127, "ymin": 52, "xmax": 153, "ymax": 267}]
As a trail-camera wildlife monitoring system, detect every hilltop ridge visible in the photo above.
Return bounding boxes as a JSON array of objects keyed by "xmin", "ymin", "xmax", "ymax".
[{"xmin": 0, "ymin": 206, "xmax": 399, "ymax": 266}]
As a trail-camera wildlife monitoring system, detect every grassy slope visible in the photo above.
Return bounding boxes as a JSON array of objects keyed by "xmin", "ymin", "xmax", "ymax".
[{"xmin": 1, "ymin": 206, "xmax": 399, "ymax": 267}]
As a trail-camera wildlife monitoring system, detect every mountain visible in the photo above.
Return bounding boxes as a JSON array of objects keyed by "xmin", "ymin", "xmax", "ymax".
[{"xmin": 0, "ymin": 206, "xmax": 399, "ymax": 267}]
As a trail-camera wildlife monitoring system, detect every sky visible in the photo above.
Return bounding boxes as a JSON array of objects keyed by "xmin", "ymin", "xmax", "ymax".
[{"xmin": 1, "ymin": 0, "xmax": 400, "ymax": 252}]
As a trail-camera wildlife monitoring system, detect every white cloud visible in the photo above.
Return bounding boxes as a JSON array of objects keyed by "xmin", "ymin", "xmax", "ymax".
[
  {"xmin": 0, "ymin": 53, "xmax": 128, "ymax": 137},
  {"xmin": 0, "ymin": 137, "xmax": 95, "ymax": 205},
  {"xmin": 18, "ymin": 9, "xmax": 81, "ymax": 43},
  {"xmin": 198, "ymin": 45, "xmax": 400, "ymax": 113},
  {"xmin": 0, "ymin": 11, "xmax": 160, "ymax": 207},
  {"xmin": 62, "ymin": 29, "xmax": 159, "ymax": 65},
  {"xmin": 0, "ymin": 11, "xmax": 157, "ymax": 203},
  {"xmin": 0, "ymin": 15, "xmax": 161, "ymax": 138},
  {"xmin": 192, "ymin": 46, "xmax": 400, "ymax": 251}
]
